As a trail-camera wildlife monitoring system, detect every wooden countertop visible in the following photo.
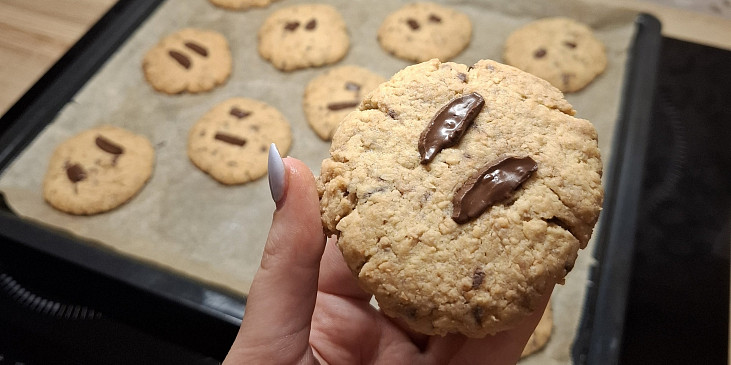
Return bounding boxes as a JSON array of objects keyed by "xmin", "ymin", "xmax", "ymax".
[{"xmin": 0, "ymin": 0, "xmax": 116, "ymax": 115}]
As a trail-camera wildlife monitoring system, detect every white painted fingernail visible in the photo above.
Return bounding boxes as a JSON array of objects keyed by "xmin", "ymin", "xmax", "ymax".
[{"xmin": 268, "ymin": 143, "xmax": 285, "ymax": 203}]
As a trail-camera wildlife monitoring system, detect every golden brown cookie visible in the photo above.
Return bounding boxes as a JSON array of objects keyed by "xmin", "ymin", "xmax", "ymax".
[
  {"xmin": 143, "ymin": 28, "xmax": 232, "ymax": 94},
  {"xmin": 208, "ymin": 0, "xmax": 280, "ymax": 11},
  {"xmin": 318, "ymin": 59, "xmax": 603, "ymax": 337},
  {"xmin": 377, "ymin": 2, "xmax": 472, "ymax": 62},
  {"xmin": 188, "ymin": 98, "xmax": 292, "ymax": 185},
  {"xmin": 43, "ymin": 126, "xmax": 155, "ymax": 215},
  {"xmin": 257, "ymin": 4, "xmax": 349, "ymax": 71},
  {"xmin": 503, "ymin": 17, "xmax": 607, "ymax": 93},
  {"xmin": 303, "ymin": 65, "xmax": 386, "ymax": 140},
  {"xmin": 521, "ymin": 300, "xmax": 553, "ymax": 358}
]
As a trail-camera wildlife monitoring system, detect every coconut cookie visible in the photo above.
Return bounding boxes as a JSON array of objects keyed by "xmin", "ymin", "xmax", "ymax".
[
  {"xmin": 318, "ymin": 59, "xmax": 603, "ymax": 337},
  {"xmin": 143, "ymin": 28, "xmax": 232, "ymax": 94},
  {"xmin": 258, "ymin": 4, "xmax": 349, "ymax": 71},
  {"xmin": 188, "ymin": 98, "xmax": 291, "ymax": 185},
  {"xmin": 303, "ymin": 65, "xmax": 386, "ymax": 140},
  {"xmin": 503, "ymin": 17, "xmax": 607, "ymax": 93},
  {"xmin": 377, "ymin": 2, "xmax": 472, "ymax": 63},
  {"xmin": 208, "ymin": 0, "xmax": 279, "ymax": 11},
  {"xmin": 43, "ymin": 126, "xmax": 155, "ymax": 215}
]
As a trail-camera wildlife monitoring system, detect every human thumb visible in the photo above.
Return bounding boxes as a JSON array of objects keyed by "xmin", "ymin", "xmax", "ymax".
[{"xmin": 224, "ymin": 144, "xmax": 324, "ymax": 364}]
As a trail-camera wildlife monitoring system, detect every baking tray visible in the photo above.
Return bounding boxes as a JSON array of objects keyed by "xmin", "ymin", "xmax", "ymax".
[{"xmin": 0, "ymin": 0, "xmax": 662, "ymax": 362}]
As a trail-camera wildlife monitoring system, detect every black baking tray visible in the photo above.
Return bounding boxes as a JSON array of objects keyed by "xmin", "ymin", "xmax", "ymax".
[{"xmin": 0, "ymin": 2, "xmax": 663, "ymax": 362}]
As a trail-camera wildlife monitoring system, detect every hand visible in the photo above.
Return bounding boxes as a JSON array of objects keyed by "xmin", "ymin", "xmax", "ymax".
[{"xmin": 223, "ymin": 148, "xmax": 552, "ymax": 365}]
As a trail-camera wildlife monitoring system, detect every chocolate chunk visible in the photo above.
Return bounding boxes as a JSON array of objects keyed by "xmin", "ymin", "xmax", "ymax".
[
  {"xmin": 472, "ymin": 306, "xmax": 484, "ymax": 324},
  {"xmin": 452, "ymin": 156, "xmax": 538, "ymax": 224},
  {"xmin": 457, "ymin": 72, "xmax": 467, "ymax": 83},
  {"xmin": 327, "ymin": 101, "xmax": 360, "ymax": 111},
  {"xmin": 534, "ymin": 48, "xmax": 547, "ymax": 58},
  {"xmin": 407, "ymin": 18, "xmax": 420, "ymax": 30},
  {"xmin": 429, "ymin": 14, "xmax": 442, "ymax": 23},
  {"xmin": 230, "ymin": 107, "xmax": 251, "ymax": 119},
  {"xmin": 184, "ymin": 41, "xmax": 208, "ymax": 57},
  {"xmin": 66, "ymin": 163, "xmax": 86, "ymax": 183},
  {"xmin": 563, "ymin": 41, "xmax": 577, "ymax": 49},
  {"xmin": 387, "ymin": 109, "xmax": 398, "ymax": 119},
  {"xmin": 345, "ymin": 82, "xmax": 361, "ymax": 92},
  {"xmin": 169, "ymin": 50, "xmax": 191, "ymax": 69},
  {"xmin": 418, "ymin": 92, "xmax": 484, "ymax": 164},
  {"xmin": 95, "ymin": 136, "xmax": 124, "ymax": 155},
  {"xmin": 284, "ymin": 21, "xmax": 300, "ymax": 31},
  {"xmin": 305, "ymin": 19, "xmax": 317, "ymax": 30},
  {"xmin": 472, "ymin": 268, "xmax": 486, "ymax": 289},
  {"xmin": 214, "ymin": 132, "xmax": 247, "ymax": 146}
]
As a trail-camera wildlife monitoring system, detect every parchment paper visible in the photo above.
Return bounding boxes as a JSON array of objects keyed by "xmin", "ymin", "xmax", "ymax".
[{"xmin": 0, "ymin": 0, "xmax": 637, "ymax": 362}]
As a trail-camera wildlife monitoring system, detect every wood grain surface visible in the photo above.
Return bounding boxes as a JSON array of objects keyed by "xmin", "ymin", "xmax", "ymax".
[{"xmin": 0, "ymin": 0, "xmax": 115, "ymax": 115}]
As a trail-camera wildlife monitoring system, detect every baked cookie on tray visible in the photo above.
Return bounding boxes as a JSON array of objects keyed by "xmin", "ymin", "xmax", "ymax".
[
  {"xmin": 303, "ymin": 65, "xmax": 386, "ymax": 140},
  {"xmin": 318, "ymin": 59, "xmax": 603, "ymax": 337},
  {"xmin": 258, "ymin": 4, "xmax": 349, "ymax": 71},
  {"xmin": 208, "ymin": 0, "xmax": 280, "ymax": 11},
  {"xmin": 503, "ymin": 17, "xmax": 607, "ymax": 93},
  {"xmin": 377, "ymin": 2, "xmax": 472, "ymax": 63},
  {"xmin": 43, "ymin": 126, "xmax": 155, "ymax": 215},
  {"xmin": 188, "ymin": 97, "xmax": 291, "ymax": 185},
  {"xmin": 143, "ymin": 28, "xmax": 232, "ymax": 94},
  {"xmin": 521, "ymin": 300, "xmax": 553, "ymax": 358}
]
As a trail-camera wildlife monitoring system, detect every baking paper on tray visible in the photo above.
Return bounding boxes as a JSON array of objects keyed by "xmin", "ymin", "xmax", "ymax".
[{"xmin": 0, "ymin": 0, "xmax": 637, "ymax": 362}]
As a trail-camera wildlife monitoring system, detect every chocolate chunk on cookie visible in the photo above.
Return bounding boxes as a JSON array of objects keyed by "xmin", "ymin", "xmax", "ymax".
[
  {"xmin": 318, "ymin": 59, "xmax": 603, "ymax": 337},
  {"xmin": 503, "ymin": 17, "xmax": 607, "ymax": 93},
  {"xmin": 143, "ymin": 28, "xmax": 232, "ymax": 94},
  {"xmin": 188, "ymin": 98, "xmax": 291, "ymax": 185},
  {"xmin": 377, "ymin": 2, "xmax": 472, "ymax": 62},
  {"xmin": 43, "ymin": 126, "xmax": 155, "ymax": 215},
  {"xmin": 258, "ymin": 4, "xmax": 349, "ymax": 71},
  {"xmin": 303, "ymin": 65, "xmax": 386, "ymax": 140}
]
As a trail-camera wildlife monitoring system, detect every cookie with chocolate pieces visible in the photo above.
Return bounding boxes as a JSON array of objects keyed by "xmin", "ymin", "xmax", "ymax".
[
  {"xmin": 318, "ymin": 59, "xmax": 603, "ymax": 337},
  {"xmin": 503, "ymin": 17, "xmax": 607, "ymax": 93},
  {"xmin": 143, "ymin": 28, "xmax": 232, "ymax": 94},
  {"xmin": 188, "ymin": 98, "xmax": 291, "ymax": 185},
  {"xmin": 377, "ymin": 2, "xmax": 472, "ymax": 62},
  {"xmin": 258, "ymin": 4, "xmax": 349, "ymax": 71},
  {"xmin": 303, "ymin": 65, "xmax": 386, "ymax": 140},
  {"xmin": 43, "ymin": 126, "xmax": 155, "ymax": 215}
]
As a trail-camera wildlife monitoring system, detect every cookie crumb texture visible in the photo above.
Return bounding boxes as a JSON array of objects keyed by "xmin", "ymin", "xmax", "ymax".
[
  {"xmin": 143, "ymin": 28, "xmax": 232, "ymax": 94},
  {"xmin": 258, "ymin": 4, "xmax": 349, "ymax": 71},
  {"xmin": 318, "ymin": 59, "xmax": 603, "ymax": 337},
  {"xmin": 378, "ymin": 2, "xmax": 472, "ymax": 62},
  {"xmin": 43, "ymin": 126, "xmax": 155, "ymax": 215},
  {"xmin": 188, "ymin": 97, "xmax": 291, "ymax": 185},
  {"xmin": 503, "ymin": 17, "xmax": 607, "ymax": 93}
]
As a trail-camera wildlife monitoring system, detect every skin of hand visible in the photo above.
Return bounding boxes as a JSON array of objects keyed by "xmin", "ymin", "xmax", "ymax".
[{"xmin": 223, "ymin": 150, "xmax": 553, "ymax": 365}]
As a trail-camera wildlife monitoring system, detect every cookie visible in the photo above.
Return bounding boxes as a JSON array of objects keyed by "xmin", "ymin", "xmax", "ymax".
[
  {"xmin": 208, "ymin": 0, "xmax": 279, "ymax": 11},
  {"xmin": 521, "ymin": 300, "xmax": 553, "ymax": 358},
  {"xmin": 43, "ymin": 126, "xmax": 155, "ymax": 215},
  {"xmin": 503, "ymin": 17, "xmax": 607, "ymax": 93},
  {"xmin": 143, "ymin": 28, "xmax": 232, "ymax": 94},
  {"xmin": 303, "ymin": 65, "xmax": 386, "ymax": 140},
  {"xmin": 188, "ymin": 98, "xmax": 292, "ymax": 185},
  {"xmin": 318, "ymin": 59, "xmax": 603, "ymax": 337},
  {"xmin": 377, "ymin": 2, "xmax": 472, "ymax": 63},
  {"xmin": 257, "ymin": 4, "xmax": 349, "ymax": 71}
]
